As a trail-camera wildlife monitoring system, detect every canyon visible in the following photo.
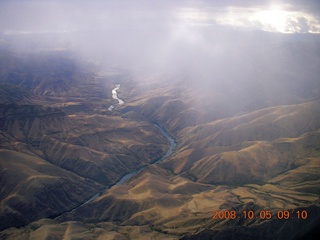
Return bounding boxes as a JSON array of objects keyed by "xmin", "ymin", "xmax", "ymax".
[{"xmin": 0, "ymin": 33, "xmax": 320, "ymax": 239}]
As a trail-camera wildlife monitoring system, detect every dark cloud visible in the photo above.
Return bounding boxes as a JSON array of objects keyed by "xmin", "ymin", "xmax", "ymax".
[{"xmin": 296, "ymin": 17, "xmax": 310, "ymax": 32}]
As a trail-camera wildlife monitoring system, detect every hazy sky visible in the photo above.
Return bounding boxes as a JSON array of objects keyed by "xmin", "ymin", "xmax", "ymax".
[
  {"xmin": 1, "ymin": 0, "xmax": 319, "ymax": 34},
  {"xmin": 1, "ymin": 0, "xmax": 320, "ymax": 75}
]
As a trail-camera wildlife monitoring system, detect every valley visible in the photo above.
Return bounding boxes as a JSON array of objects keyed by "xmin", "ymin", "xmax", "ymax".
[{"xmin": 0, "ymin": 31, "xmax": 320, "ymax": 239}]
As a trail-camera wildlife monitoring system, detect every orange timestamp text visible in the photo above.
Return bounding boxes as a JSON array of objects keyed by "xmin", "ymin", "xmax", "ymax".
[{"xmin": 212, "ymin": 209, "xmax": 308, "ymax": 220}]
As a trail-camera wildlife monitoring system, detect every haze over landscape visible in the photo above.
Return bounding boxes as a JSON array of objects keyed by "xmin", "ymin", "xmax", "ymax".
[{"xmin": 0, "ymin": 0, "xmax": 320, "ymax": 239}]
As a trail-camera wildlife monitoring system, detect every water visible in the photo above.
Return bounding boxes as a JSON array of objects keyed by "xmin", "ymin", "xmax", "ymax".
[
  {"xmin": 65, "ymin": 124, "xmax": 176, "ymax": 212},
  {"xmin": 115, "ymin": 124, "xmax": 176, "ymax": 185},
  {"xmin": 55, "ymin": 84, "xmax": 176, "ymax": 217},
  {"xmin": 109, "ymin": 84, "xmax": 124, "ymax": 111}
]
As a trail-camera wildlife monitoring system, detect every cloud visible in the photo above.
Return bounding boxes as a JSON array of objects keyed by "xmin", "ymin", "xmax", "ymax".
[
  {"xmin": 175, "ymin": 3, "xmax": 320, "ymax": 33},
  {"xmin": 286, "ymin": 16, "xmax": 310, "ymax": 33},
  {"xmin": 1, "ymin": 0, "xmax": 319, "ymax": 34},
  {"xmin": 1, "ymin": 0, "xmax": 319, "ymax": 74}
]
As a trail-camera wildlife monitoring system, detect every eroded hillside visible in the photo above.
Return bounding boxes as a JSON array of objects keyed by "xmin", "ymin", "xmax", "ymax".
[
  {"xmin": 1, "ymin": 36, "xmax": 320, "ymax": 240},
  {"xmin": 0, "ymin": 50, "xmax": 170, "ymax": 230}
]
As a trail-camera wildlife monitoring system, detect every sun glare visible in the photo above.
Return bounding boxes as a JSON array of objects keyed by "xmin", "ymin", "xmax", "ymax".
[
  {"xmin": 180, "ymin": 4, "xmax": 320, "ymax": 34},
  {"xmin": 252, "ymin": 6, "xmax": 290, "ymax": 32}
]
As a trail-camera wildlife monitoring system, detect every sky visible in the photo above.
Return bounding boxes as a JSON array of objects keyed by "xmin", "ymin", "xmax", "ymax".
[
  {"xmin": 0, "ymin": 0, "xmax": 319, "ymax": 73},
  {"xmin": 0, "ymin": 0, "xmax": 319, "ymax": 34}
]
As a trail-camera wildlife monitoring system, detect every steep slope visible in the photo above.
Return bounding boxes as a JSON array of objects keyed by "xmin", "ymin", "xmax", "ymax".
[
  {"xmin": 46, "ymin": 100, "xmax": 320, "ymax": 239},
  {"xmin": 161, "ymin": 100, "xmax": 320, "ymax": 184},
  {"xmin": 1, "ymin": 35, "xmax": 320, "ymax": 239},
  {"xmin": 54, "ymin": 98, "xmax": 320, "ymax": 235},
  {"xmin": 0, "ymin": 50, "xmax": 170, "ymax": 230},
  {"xmin": 0, "ymin": 149, "xmax": 102, "ymax": 231}
]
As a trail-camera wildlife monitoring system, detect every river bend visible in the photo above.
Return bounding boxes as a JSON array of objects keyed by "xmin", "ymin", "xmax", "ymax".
[
  {"xmin": 79, "ymin": 124, "xmax": 176, "ymax": 207},
  {"xmin": 55, "ymin": 85, "xmax": 176, "ymax": 218}
]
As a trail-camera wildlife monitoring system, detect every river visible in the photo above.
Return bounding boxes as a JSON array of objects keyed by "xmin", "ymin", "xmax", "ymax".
[
  {"xmin": 108, "ymin": 84, "xmax": 124, "ymax": 111},
  {"xmin": 78, "ymin": 124, "xmax": 176, "ymax": 207},
  {"xmin": 55, "ymin": 85, "xmax": 176, "ymax": 217},
  {"xmin": 115, "ymin": 124, "xmax": 176, "ymax": 185},
  {"xmin": 54, "ymin": 123, "xmax": 176, "ymax": 217}
]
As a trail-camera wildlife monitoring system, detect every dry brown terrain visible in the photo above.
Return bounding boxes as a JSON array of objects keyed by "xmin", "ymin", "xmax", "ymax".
[
  {"xmin": 0, "ymin": 51, "xmax": 170, "ymax": 231},
  {"xmin": 1, "ymin": 37, "xmax": 320, "ymax": 240}
]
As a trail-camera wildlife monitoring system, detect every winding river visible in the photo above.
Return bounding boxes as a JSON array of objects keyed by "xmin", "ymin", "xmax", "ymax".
[
  {"xmin": 56, "ymin": 85, "xmax": 176, "ymax": 216},
  {"xmin": 107, "ymin": 84, "xmax": 176, "ymax": 187},
  {"xmin": 78, "ymin": 124, "xmax": 176, "ymax": 207},
  {"xmin": 108, "ymin": 84, "xmax": 124, "ymax": 111},
  {"xmin": 116, "ymin": 124, "xmax": 176, "ymax": 185}
]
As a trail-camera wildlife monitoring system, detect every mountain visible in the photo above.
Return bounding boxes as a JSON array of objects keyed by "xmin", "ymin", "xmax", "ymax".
[
  {"xmin": 0, "ymin": 50, "xmax": 170, "ymax": 231},
  {"xmin": 0, "ymin": 34, "xmax": 320, "ymax": 240}
]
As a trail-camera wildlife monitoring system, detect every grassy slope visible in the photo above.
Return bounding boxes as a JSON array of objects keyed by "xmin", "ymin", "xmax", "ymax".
[
  {"xmin": 0, "ymin": 51, "xmax": 170, "ymax": 230},
  {"xmin": 1, "ymin": 38, "xmax": 320, "ymax": 239}
]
